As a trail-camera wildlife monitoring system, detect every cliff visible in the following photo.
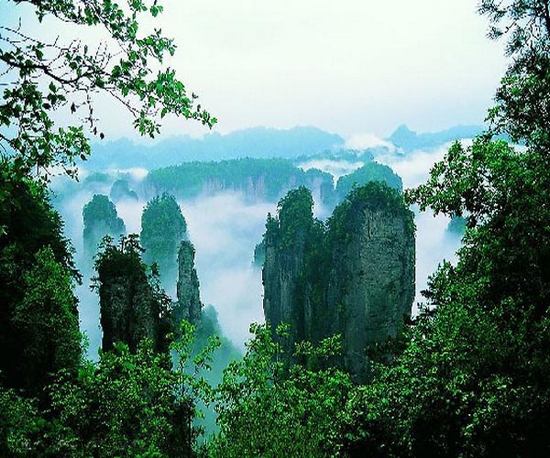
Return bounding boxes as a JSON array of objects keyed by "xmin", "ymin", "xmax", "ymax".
[
  {"xmin": 82, "ymin": 194, "xmax": 126, "ymax": 257},
  {"xmin": 174, "ymin": 240, "xmax": 202, "ymax": 325},
  {"xmin": 324, "ymin": 184, "xmax": 415, "ymax": 380},
  {"xmin": 144, "ymin": 158, "xmax": 334, "ymax": 204},
  {"xmin": 140, "ymin": 193, "xmax": 188, "ymax": 291},
  {"xmin": 261, "ymin": 183, "xmax": 415, "ymax": 381},
  {"xmin": 262, "ymin": 188, "xmax": 322, "ymax": 354},
  {"xmin": 96, "ymin": 237, "xmax": 169, "ymax": 354}
]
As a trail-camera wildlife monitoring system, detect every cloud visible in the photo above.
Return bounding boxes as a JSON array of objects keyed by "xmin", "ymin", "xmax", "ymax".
[
  {"xmin": 344, "ymin": 133, "xmax": 395, "ymax": 151},
  {"xmin": 57, "ymin": 188, "xmax": 274, "ymax": 354},
  {"xmin": 376, "ymin": 143, "xmax": 449, "ymax": 189},
  {"xmin": 373, "ymin": 141, "xmax": 467, "ymax": 312},
  {"xmin": 107, "ymin": 167, "xmax": 149, "ymax": 181},
  {"xmin": 298, "ymin": 159, "xmax": 364, "ymax": 184},
  {"xmin": 180, "ymin": 193, "xmax": 276, "ymax": 348},
  {"xmin": 412, "ymin": 209, "xmax": 461, "ymax": 313},
  {"xmin": 55, "ymin": 142, "xmax": 470, "ymax": 354},
  {"xmin": 115, "ymin": 199, "xmax": 146, "ymax": 235}
]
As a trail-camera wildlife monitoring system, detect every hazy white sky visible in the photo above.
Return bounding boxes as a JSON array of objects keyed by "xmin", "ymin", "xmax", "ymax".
[{"xmin": 1, "ymin": 0, "xmax": 507, "ymax": 140}]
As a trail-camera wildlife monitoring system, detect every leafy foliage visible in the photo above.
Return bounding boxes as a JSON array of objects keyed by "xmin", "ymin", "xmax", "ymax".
[
  {"xmin": 479, "ymin": 0, "xmax": 550, "ymax": 149},
  {"xmin": 6, "ymin": 1, "xmax": 550, "ymax": 456},
  {"xmin": 0, "ymin": 0, "xmax": 215, "ymax": 181},
  {"xmin": 340, "ymin": 73, "xmax": 550, "ymax": 458},
  {"xmin": 207, "ymin": 323, "xmax": 352, "ymax": 458},
  {"xmin": 0, "ymin": 2, "xmax": 217, "ymax": 456},
  {"xmin": 0, "ymin": 161, "xmax": 80, "ymax": 395},
  {"xmin": 273, "ymin": 186, "xmax": 318, "ymax": 249},
  {"xmin": 49, "ymin": 336, "xmax": 202, "ymax": 458},
  {"xmin": 0, "ymin": 385, "xmax": 42, "ymax": 456},
  {"xmin": 338, "ymin": 3, "xmax": 550, "ymax": 455},
  {"xmin": 1, "ymin": 324, "xmax": 215, "ymax": 457},
  {"xmin": 13, "ymin": 247, "xmax": 82, "ymax": 396}
]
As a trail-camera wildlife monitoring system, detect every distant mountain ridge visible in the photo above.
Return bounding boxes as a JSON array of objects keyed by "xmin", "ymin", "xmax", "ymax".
[
  {"xmin": 86, "ymin": 126, "xmax": 345, "ymax": 170},
  {"xmin": 84, "ymin": 124, "xmax": 486, "ymax": 171},
  {"xmin": 387, "ymin": 124, "xmax": 484, "ymax": 152}
]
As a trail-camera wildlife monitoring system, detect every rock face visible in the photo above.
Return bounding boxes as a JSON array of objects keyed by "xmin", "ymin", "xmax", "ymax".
[
  {"xmin": 262, "ymin": 187, "xmax": 320, "ymax": 353},
  {"xmin": 140, "ymin": 193, "xmax": 188, "ymax": 292},
  {"xmin": 262, "ymin": 183, "xmax": 415, "ymax": 381},
  {"xmin": 324, "ymin": 187, "xmax": 415, "ymax": 380},
  {"xmin": 174, "ymin": 241, "xmax": 202, "ymax": 325},
  {"xmin": 144, "ymin": 158, "xmax": 336, "ymax": 205},
  {"xmin": 82, "ymin": 194, "xmax": 126, "ymax": 257},
  {"xmin": 97, "ymin": 239, "xmax": 169, "ymax": 354},
  {"xmin": 98, "ymin": 237, "xmax": 202, "ymax": 356}
]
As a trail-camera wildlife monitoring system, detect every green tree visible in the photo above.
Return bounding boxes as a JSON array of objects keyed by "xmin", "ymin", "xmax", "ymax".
[
  {"xmin": 479, "ymin": 0, "xmax": 550, "ymax": 149},
  {"xmin": 12, "ymin": 247, "xmax": 82, "ymax": 396},
  {"xmin": 0, "ymin": 385, "xmax": 43, "ymax": 457},
  {"xmin": 0, "ymin": 161, "xmax": 80, "ymax": 395},
  {"xmin": 208, "ymin": 323, "xmax": 352, "ymax": 458},
  {"xmin": 0, "ymin": 0, "xmax": 215, "ymax": 182},
  {"xmin": 0, "ymin": 1, "xmax": 218, "ymax": 454},
  {"xmin": 0, "ymin": 323, "xmax": 214, "ymax": 457},
  {"xmin": 48, "ymin": 340, "xmax": 192, "ymax": 457},
  {"xmin": 339, "ymin": 3, "xmax": 550, "ymax": 456}
]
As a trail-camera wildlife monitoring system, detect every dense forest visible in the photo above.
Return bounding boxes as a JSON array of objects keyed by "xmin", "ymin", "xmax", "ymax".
[{"xmin": 2, "ymin": 0, "xmax": 550, "ymax": 457}]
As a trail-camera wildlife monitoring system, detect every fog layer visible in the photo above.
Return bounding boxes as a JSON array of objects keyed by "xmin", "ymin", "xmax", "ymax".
[{"xmin": 54, "ymin": 141, "xmax": 464, "ymax": 354}]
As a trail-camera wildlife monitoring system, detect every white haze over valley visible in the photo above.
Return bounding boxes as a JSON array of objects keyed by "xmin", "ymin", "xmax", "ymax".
[
  {"xmin": 3, "ymin": 0, "xmax": 500, "ymax": 352},
  {"xmin": 298, "ymin": 159, "xmax": 364, "ymax": 185},
  {"xmin": 54, "ymin": 139, "xmax": 463, "ymax": 355}
]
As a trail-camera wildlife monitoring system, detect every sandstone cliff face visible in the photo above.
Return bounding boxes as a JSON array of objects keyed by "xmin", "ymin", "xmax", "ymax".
[
  {"xmin": 263, "ymin": 238, "xmax": 308, "ymax": 354},
  {"xmin": 174, "ymin": 241, "xmax": 202, "ymax": 325},
  {"xmin": 262, "ymin": 187, "xmax": 320, "ymax": 356},
  {"xmin": 262, "ymin": 183, "xmax": 415, "ymax": 382},
  {"xmin": 98, "ymin": 237, "xmax": 202, "ymax": 356},
  {"xmin": 100, "ymin": 276, "xmax": 159, "ymax": 353},
  {"xmin": 97, "ymin": 241, "xmax": 168, "ymax": 354},
  {"xmin": 327, "ymin": 203, "xmax": 415, "ymax": 380}
]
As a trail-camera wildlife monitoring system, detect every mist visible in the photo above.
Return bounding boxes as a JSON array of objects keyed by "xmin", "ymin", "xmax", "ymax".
[
  {"xmin": 298, "ymin": 159, "xmax": 364, "ymax": 183},
  {"xmin": 179, "ymin": 193, "xmax": 275, "ymax": 348},
  {"xmin": 51, "ymin": 137, "xmax": 467, "ymax": 357}
]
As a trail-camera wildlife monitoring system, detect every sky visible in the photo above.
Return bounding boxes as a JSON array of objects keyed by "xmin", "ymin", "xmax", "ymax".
[
  {"xmin": 1, "ymin": 0, "xmax": 498, "ymax": 349},
  {"xmin": 1, "ymin": 0, "xmax": 507, "ymax": 141}
]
